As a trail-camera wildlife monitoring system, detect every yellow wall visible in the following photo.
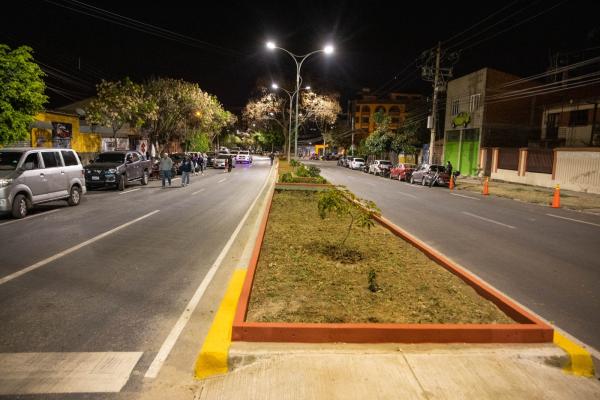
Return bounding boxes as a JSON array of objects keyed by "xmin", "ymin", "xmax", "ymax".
[
  {"xmin": 314, "ymin": 144, "xmax": 329, "ymax": 156},
  {"xmin": 355, "ymin": 103, "xmax": 408, "ymax": 133},
  {"xmin": 31, "ymin": 112, "xmax": 101, "ymax": 153}
]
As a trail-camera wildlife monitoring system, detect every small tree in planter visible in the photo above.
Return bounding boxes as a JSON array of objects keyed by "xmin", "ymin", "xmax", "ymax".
[{"xmin": 318, "ymin": 189, "xmax": 379, "ymax": 261}]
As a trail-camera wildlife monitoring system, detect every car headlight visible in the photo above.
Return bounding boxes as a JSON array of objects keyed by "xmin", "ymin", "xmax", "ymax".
[
  {"xmin": 107, "ymin": 168, "xmax": 117, "ymax": 174},
  {"xmin": 0, "ymin": 178, "xmax": 13, "ymax": 188}
]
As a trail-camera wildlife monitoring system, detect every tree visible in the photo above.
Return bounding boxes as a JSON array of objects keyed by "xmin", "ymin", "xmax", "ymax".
[
  {"xmin": 243, "ymin": 91, "xmax": 292, "ymax": 159},
  {"xmin": 391, "ymin": 118, "xmax": 421, "ymax": 156},
  {"xmin": 301, "ymin": 92, "xmax": 341, "ymax": 152},
  {"xmin": 86, "ymin": 78, "xmax": 155, "ymax": 144},
  {"xmin": 364, "ymin": 111, "xmax": 393, "ymax": 157},
  {"xmin": 0, "ymin": 44, "xmax": 47, "ymax": 145}
]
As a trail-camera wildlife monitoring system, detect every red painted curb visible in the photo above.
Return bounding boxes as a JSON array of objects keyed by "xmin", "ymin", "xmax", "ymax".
[{"xmin": 232, "ymin": 188, "xmax": 553, "ymax": 344}]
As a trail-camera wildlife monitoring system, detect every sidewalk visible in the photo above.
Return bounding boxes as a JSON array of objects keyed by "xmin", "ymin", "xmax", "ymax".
[
  {"xmin": 197, "ymin": 343, "xmax": 600, "ymax": 400},
  {"xmin": 455, "ymin": 176, "xmax": 600, "ymax": 214}
]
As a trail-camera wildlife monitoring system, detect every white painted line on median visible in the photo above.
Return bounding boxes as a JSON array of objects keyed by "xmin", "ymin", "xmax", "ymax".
[
  {"xmin": 0, "ymin": 209, "xmax": 61, "ymax": 227},
  {"xmin": 546, "ymin": 213, "xmax": 600, "ymax": 228},
  {"xmin": 118, "ymin": 188, "xmax": 141, "ymax": 195},
  {"xmin": 218, "ymin": 178, "xmax": 227, "ymax": 183},
  {"xmin": 0, "ymin": 210, "xmax": 160, "ymax": 286},
  {"xmin": 145, "ymin": 163, "xmax": 273, "ymax": 379},
  {"xmin": 461, "ymin": 211, "xmax": 516, "ymax": 229},
  {"xmin": 192, "ymin": 188, "xmax": 205, "ymax": 195},
  {"xmin": 451, "ymin": 193, "xmax": 481, "ymax": 201}
]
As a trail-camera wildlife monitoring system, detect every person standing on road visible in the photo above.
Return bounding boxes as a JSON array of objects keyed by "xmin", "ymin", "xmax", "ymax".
[
  {"xmin": 198, "ymin": 153, "xmax": 205, "ymax": 176},
  {"xmin": 181, "ymin": 155, "xmax": 193, "ymax": 186},
  {"xmin": 160, "ymin": 153, "xmax": 173, "ymax": 188},
  {"xmin": 269, "ymin": 152, "xmax": 275, "ymax": 166},
  {"xmin": 446, "ymin": 160, "xmax": 453, "ymax": 177}
]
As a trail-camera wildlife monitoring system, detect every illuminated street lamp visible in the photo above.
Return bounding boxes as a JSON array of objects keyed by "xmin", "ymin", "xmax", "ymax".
[
  {"xmin": 266, "ymin": 41, "xmax": 334, "ymax": 157},
  {"xmin": 271, "ymin": 82, "xmax": 311, "ymax": 161}
]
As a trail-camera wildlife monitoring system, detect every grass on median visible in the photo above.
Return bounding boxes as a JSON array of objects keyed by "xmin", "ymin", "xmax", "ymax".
[{"xmin": 246, "ymin": 190, "xmax": 514, "ymax": 324}]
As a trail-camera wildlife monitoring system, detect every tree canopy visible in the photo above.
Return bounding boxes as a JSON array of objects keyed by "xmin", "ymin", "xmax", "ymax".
[{"xmin": 0, "ymin": 44, "xmax": 47, "ymax": 145}]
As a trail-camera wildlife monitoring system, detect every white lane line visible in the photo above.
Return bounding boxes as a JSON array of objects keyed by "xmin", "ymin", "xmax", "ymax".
[
  {"xmin": 0, "ymin": 209, "xmax": 61, "ymax": 227},
  {"xmin": 0, "ymin": 210, "xmax": 160, "ymax": 286},
  {"xmin": 395, "ymin": 191, "xmax": 417, "ymax": 199},
  {"xmin": 461, "ymin": 211, "xmax": 516, "ymax": 229},
  {"xmin": 0, "ymin": 352, "xmax": 143, "ymax": 395},
  {"xmin": 546, "ymin": 213, "xmax": 600, "ymax": 228},
  {"xmin": 451, "ymin": 193, "xmax": 481, "ymax": 201},
  {"xmin": 410, "ymin": 184, "xmax": 426, "ymax": 189},
  {"xmin": 118, "ymin": 188, "xmax": 141, "ymax": 195},
  {"xmin": 192, "ymin": 188, "xmax": 205, "ymax": 195},
  {"xmin": 145, "ymin": 164, "xmax": 273, "ymax": 379},
  {"xmin": 217, "ymin": 178, "xmax": 227, "ymax": 183}
]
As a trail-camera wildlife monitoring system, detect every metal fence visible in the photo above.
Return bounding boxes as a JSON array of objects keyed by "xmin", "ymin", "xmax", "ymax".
[
  {"xmin": 526, "ymin": 149, "xmax": 553, "ymax": 174},
  {"xmin": 497, "ymin": 148, "xmax": 519, "ymax": 170}
]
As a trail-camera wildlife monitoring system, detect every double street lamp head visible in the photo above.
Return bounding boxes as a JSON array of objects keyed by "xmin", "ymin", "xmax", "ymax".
[{"xmin": 265, "ymin": 41, "xmax": 334, "ymax": 56}]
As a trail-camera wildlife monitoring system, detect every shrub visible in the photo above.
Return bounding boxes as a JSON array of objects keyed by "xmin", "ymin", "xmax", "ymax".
[
  {"xmin": 318, "ymin": 189, "xmax": 376, "ymax": 246},
  {"xmin": 307, "ymin": 165, "xmax": 321, "ymax": 177},
  {"xmin": 281, "ymin": 172, "xmax": 293, "ymax": 182},
  {"xmin": 295, "ymin": 164, "xmax": 310, "ymax": 177},
  {"xmin": 289, "ymin": 159, "xmax": 300, "ymax": 167}
]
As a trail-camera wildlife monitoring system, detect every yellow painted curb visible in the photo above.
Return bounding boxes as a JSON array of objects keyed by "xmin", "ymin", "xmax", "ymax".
[
  {"xmin": 554, "ymin": 331, "xmax": 595, "ymax": 377},
  {"xmin": 194, "ymin": 269, "xmax": 247, "ymax": 379}
]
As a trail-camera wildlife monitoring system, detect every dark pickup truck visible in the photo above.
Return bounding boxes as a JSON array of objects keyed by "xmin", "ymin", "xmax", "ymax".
[{"xmin": 84, "ymin": 151, "xmax": 152, "ymax": 190}]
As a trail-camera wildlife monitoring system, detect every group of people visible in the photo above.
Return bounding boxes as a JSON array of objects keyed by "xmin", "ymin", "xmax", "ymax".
[{"xmin": 158, "ymin": 152, "xmax": 208, "ymax": 188}]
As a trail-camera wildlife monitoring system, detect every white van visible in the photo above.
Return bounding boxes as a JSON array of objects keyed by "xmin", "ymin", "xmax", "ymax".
[{"xmin": 0, "ymin": 148, "xmax": 86, "ymax": 218}]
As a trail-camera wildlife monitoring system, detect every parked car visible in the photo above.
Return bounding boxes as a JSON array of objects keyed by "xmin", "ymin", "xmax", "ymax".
[
  {"xmin": 362, "ymin": 162, "xmax": 371, "ymax": 173},
  {"xmin": 0, "ymin": 148, "xmax": 86, "ymax": 218},
  {"xmin": 390, "ymin": 163, "xmax": 416, "ymax": 181},
  {"xmin": 213, "ymin": 154, "xmax": 230, "ymax": 168},
  {"xmin": 409, "ymin": 164, "xmax": 450, "ymax": 186},
  {"xmin": 368, "ymin": 160, "xmax": 393, "ymax": 176},
  {"xmin": 343, "ymin": 156, "xmax": 355, "ymax": 168},
  {"xmin": 205, "ymin": 152, "xmax": 216, "ymax": 167},
  {"xmin": 169, "ymin": 153, "xmax": 186, "ymax": 174},
  {"xmin": 349, "ymin": 158, "xmax": 365, "ymax": 170},
  {"xmin": 85, "ymin": 151, "xmax": 151, "ymax": 191},
  {"xmin": 236, "ymin": 150, "xmax": 252, "ymax": 164}
]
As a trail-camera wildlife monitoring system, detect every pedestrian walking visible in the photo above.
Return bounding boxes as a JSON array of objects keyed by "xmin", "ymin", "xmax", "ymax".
[
  {"xmin": 269, "ymin": 152, "xmax": 275, "ymax": 166},
  {"xmin": 446, "ymin": 160, "xmax": 453, "ymax": 177},
  {"xmin": 181, "ymin": 155, "xmax": 193, "ymax": 186},
  {"xmin": 192, "ymin": 154, "xmax": 199, "ymax": 176},
  {"xmin": 198, "ymin": 153, "xmax": 205, "ymax": 176},
  {"xmin": 159, "ymin": 153, "xmax": 173, "ymax": 187}
]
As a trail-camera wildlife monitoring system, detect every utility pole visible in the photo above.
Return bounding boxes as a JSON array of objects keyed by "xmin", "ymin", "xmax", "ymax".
[
  {"xmin": 349, "ymin": 100, "xmax": 355, "ymax": 156},
  {"xmin": 421, "ymin": 42, "xmax": 457, "ymax": 165}
]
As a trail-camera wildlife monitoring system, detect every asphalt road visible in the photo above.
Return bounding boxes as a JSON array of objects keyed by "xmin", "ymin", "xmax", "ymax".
[
  {"xmin": 310, "ymin": 161, "xmax": 600, "ymax": 351},
  {"xmin": 0, "ymin": 158, "xmax": 270, "ymax": 398}
]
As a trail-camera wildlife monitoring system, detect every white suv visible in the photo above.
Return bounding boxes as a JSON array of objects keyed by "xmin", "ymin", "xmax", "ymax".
[
  {"xmin": 349, "ymin": 158, "xmax": 365, "ymax": 170},
  {"xmin": 235, "ymin": 150, "xmax": 252, "ymax": 164},
  {"xmin": 0, "ymin": 148, "xmax": 86, "ymax": 218}
]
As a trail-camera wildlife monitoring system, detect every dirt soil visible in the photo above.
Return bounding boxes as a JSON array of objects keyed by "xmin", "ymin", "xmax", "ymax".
[
  {"xmin": 247, "ymin": 190, "xmax": 514, "ymax": 324},
  {"xmin": 456, "ymin": 177, "xmax": 600, "ymax": 213}
]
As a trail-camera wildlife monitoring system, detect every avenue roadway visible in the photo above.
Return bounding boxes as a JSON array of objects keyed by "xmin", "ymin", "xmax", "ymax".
[
  {"xmin": 310, "ymin": 161, "xmax": 600, "ymax": 353},
  {"xmin": 0, "ymin": 158, "xmax": 271, "ymax": 398}
]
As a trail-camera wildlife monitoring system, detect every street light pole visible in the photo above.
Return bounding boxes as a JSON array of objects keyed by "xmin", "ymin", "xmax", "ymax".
[{"xmin": 266, "ymin": 42, "xmax": 333, "ymax": 158}]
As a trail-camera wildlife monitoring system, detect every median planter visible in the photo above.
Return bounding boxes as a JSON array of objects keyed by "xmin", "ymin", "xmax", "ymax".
[{"xmin": 232, "ymin": 188, "xmax": 552, "ymax": 343}]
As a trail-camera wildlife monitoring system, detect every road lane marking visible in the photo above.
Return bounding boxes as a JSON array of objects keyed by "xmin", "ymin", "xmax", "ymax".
[
  {"xmin": 118, "ymin": 188, "xmax": 140, "ymax": 195},
  {"xmin": 395, "ymin": 191, "xmax": 417, "ymax": 199},
  {"xmin": 546, "ymin": 213, "xmax": 600, "ymax": 228},
  {"xmin": 0, "ymin": 209, "xmax": 61, "ymax": 227},
  {"xmin": 217, "ymin": 178, "xmax": 227, "ymax": 183},
  {"xmin": 0, "ymin": 210, "xmax": 160, "ymax": 286},
  {"xmin": 145, "ymin": 163, "xmax": 273, "ymax": 379},
  {"xmin": 0, "ymin": 352, "xmax": 142, "ymax": 395},
  {"xmin": 192, "ymin": 188, "xmax": 206, "ymax": 195},
  {"xmin": 451, "ymin": 193, "xmax": 481, "ymax": 201},
  {"xmin": 461, "ymin": 211, "xmax": 516, "ymax": 229}
]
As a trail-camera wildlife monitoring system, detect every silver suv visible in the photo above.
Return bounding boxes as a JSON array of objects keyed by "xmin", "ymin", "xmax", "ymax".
[{"xmin": 0, "ymin": 148, "xmax": 86, "ymax": 218}]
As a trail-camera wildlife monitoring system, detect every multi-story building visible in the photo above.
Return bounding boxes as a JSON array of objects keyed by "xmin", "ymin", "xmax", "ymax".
[
  {"xmin": 350, "ymin": 89, "xmax": 423, "ymax": 134},
  {"xmin": 443, "ymin": 68, "xmax": 539, "ymax": 176}
]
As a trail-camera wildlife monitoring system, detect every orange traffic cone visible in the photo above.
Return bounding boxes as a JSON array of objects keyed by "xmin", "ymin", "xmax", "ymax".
[
  {"xmin": 482, "ymin": 177, "xmax": 489, "ymax": 195},
  {"xmin": 449, "ymin": 175, "xmax": 454, "ymax": 190},
  {"xmin": 552, "ymin": 184, "xmax": 560, "ymax": 208}
]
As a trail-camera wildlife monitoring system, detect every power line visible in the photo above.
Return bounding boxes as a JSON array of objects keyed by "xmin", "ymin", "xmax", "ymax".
[{"xmin": 44, "ymin": 0, "xmax": 241, "ymax": 57}]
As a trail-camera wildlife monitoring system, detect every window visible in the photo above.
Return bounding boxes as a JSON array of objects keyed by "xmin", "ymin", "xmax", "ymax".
[
  {"xmin": 569, "ymin": 110, "xmax": 588, "ymax": 126},
  {"xmin": 41, "ymin": 151, "xmax": 61, "ymax": 168},
  {"xmin": 361, "ymin": 116, "xmax": 369, "ymax": 124},
  {"xmin": 391, "ymin": 117, "xmax": 400, "ymax": 124},
  {"xmin": 61, "ymin": 150, "xmax": 79, "ymax": 166},
  {"xmin": 361, "ymin": 105, "xmax": 371, "ymax": 113},
  {"xmin": 451, "ymin": 99, "xmax": 460, "ymax": 115},
  {"xmin": 23, "ymin": 152, "xmax": 40, "ymax": 170},
  {"xmin": 469, "ymin": 94, "xmax": 481, "ymax": 112}
]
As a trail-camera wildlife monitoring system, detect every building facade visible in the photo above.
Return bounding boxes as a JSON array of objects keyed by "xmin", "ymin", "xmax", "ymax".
[{"xmin": 350, "ymin": 89, "xmax": 423, "ymax": 134}]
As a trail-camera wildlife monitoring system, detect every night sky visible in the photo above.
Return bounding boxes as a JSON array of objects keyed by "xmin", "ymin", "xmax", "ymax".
[{"xmin": 3, "ymin": 0, "xmax": 599, "ymax": 112}]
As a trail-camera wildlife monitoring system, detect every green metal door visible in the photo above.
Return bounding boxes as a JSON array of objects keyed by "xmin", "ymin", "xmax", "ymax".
[{"xmin": 444, "ymin": 129, "xmax": 480, "ymax": 176}]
